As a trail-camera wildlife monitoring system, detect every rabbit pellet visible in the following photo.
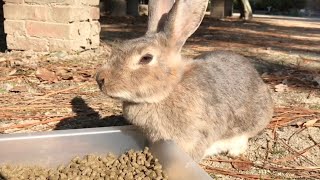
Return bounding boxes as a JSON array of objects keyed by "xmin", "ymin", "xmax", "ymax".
[{"xmin": 0, "ymin": 147, "xmax": 168, "ymax": 180}]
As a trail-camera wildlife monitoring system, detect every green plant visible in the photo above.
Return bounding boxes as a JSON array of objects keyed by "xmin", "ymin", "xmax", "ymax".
[
  {"xmin": 310, "ymin": 104, "xmax": 320, "ymax": 110},
  {"xmin": 0, "ymin": 88, "xmax": 6, "ymax": 94}
]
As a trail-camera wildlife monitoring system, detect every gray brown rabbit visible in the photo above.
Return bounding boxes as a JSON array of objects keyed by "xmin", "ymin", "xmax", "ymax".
[{"xmin": 96, "ymin": 0, "xmax": 273, "ymax": 162}]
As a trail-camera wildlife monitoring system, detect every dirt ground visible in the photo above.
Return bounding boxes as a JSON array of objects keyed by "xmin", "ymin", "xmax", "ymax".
[{"xmin": 0, "ymin": 14, "xmax": 319, "ymax": 179}]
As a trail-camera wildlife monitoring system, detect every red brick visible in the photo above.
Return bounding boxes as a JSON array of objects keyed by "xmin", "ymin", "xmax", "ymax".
[
  {"xmin": 25, "ymin": 0, "xmax": 76, "ymax": 5},
  {"xmin": 90, "ymin": 35, "xmax": 100, "ymax": 47},
  {"xmin": 3, "ymin": 4, "xmax": 49, "ymax": 21},
  {"xmin": 89, "ymin": 7, "xmax": 100, "ymax": 20},
  {"xmin": 90, "ymin": 21, "xmax": 101, "ymax": 36},
  {"xmin": 75, "ymin": 7, "xmax": 100, "ymax": 21},
  {"xmin": 48, "ymin": 39, "xmax": 80, "ymax": 51},
  {"xmin": 4, "ymin": 5, "xmax": 100, "ymax": 23},
  {"xmin": 4, "ymin": 20, "xmax": 26, "ymax": 36},
  {"xmin": 6, "ymin": 35, "xmax": 49, "ymax": 51},
  {"xmin": 3, "ymin": 0, "xmax": 24, "ymax": 3},
  {"xmin": 50, "ymin": 6, "xmax": 98, "ymax": 23},
  {"xmin": 26, "ymin": 21, "xmax": 75, "ymax": 39},
  {"xmin": 50, "ymin": 6, "xmax": 76, "ymax": 22},
  {"xmin": 81, "ymin": 0, "xmax": 99, "ymax": 6},
  {"xmin": 50, "ymin": 6, "xmax": 77, "ymax": 23},
  {"xmin": 70, "ymin": 21, "xmax": 101, "ymax": 38},
  {"xmin": 77, "ymin": 22, "xmax": 91, "ymax": 37},
  {"xmin": 24, "ymin": 0, "xmax": 100, "ymax": 6},
  {"xmin": 77, "ymin": 35, "xmax": 99, "ymax": 49},
  {"xmin": 49, "ymin": 38, "xmax": 99, "ymax": 51},
  {"xmin": 78, "ymin": 39, "xmax": 90, "ymax": 48}
]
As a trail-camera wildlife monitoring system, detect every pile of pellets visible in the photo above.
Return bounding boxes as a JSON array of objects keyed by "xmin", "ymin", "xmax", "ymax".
[{"xmin": 0, "ymin": 147, "xmax": 168, "ymax": 180}]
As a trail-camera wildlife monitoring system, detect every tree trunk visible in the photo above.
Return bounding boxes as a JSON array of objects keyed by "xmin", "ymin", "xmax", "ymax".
[
  {"xmin": 111, "ymin": 0, "xmax": 127, "ymax": 17},
  {"xmin": 225, "ymin": 0, "xmax": 233, "ymax": 17},
  {"xmin": 127, "ymin": 0, "xmax": 139, "ymax": 16},
  {"xmin": 210, "ymin": 0, "xmax": 225, "ymax": 19},
  {"xmin": 106, "ymin": 0, "xmax": 113, "ymax": 13},
  {"xmin": 100, "ymin": 0, "xmax": 110, "ymax": 15},
  {"xmin": 238, "ymin": 0, "xmax": 252, "ymax": 20},
  {"xmin": 210, "ymin": 0, "xmax": 233, "ymax": 19}
]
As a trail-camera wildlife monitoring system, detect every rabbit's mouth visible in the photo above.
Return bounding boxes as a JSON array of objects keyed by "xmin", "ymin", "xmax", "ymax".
[
  {"xmin": 101, "ymin": 91, "xmax": 129, "ymax": 102},
  {"xmin": 108, "ymin": 94, "xmax": 125, "ymax": 101},
  {"xmin": 106, "ymin": 91, "xmax": 133, "ymax": 102},
  {"xmin": 98, "ymin": 87, "xmax": 122, "ymax": 101}
]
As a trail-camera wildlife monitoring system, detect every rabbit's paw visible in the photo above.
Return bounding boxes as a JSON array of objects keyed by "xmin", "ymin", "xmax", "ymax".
[
  {"xmin": 204, "ymin": 135, "xmax": 249, "ymax": 158},
  {"xmin": 227, "ymin": 138, "xmax": 248, "ymax": 157}
]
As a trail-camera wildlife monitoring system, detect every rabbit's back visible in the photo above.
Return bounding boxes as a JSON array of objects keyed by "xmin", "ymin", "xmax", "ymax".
[{"xmin": 189, "ymin": 50, "xmax": 273, "ymax": 138}]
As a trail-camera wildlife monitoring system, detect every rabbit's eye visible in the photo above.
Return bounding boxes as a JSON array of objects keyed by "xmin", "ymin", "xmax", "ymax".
[{"xmin": 139, "ymin": 54, "xmax": 153, "ymax": 65}]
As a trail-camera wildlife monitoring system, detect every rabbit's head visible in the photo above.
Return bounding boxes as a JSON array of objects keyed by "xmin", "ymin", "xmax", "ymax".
[{"xmin": 96, "ymin": 0, "xmax": 208, "ymax": 103}]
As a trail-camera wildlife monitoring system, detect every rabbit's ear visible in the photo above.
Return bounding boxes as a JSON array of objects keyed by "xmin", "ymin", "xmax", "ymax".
[
  {"xmin": 164, "ymin": 0, "xmax": 208, "ymax": 52},
  {"xmin": 146, "ymin": 0, "xmax": 175, "ymax": 34}
]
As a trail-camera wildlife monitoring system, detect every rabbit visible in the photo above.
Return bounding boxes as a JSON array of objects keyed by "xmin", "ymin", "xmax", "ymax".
[{"xmin": 96, "ymin": 0, "xmax": 273, "ymax": 162}]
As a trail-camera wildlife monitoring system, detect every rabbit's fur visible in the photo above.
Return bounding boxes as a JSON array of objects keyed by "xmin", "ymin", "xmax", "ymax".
[{"xmin": 96, "ymin": 0, "xmax": 273, "ymax": 162}]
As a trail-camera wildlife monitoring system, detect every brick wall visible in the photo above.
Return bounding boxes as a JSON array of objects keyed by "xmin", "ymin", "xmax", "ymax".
[{"xmin": 3, "ymin": 0, "xmax": 101, "ymax": 52}]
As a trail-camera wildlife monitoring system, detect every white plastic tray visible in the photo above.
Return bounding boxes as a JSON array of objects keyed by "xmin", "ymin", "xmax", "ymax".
[{"xmin": 0, "ymin": 126, "xmax": 212, "ymax": 180}]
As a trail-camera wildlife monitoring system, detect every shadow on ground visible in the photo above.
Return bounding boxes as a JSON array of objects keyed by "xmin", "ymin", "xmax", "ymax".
[
  {"xmin": 193, "ymin": 17, "xmax": 320, "ymax": 55},
  {"xmin": 54, "ymin": 96, "xmax": 129, "ymax": 130},
  {"xmin": 100, "ymin": 14, "xmax": 320, "ymax": 56},
  {"xmin": 0, "ymin": 173, "xmax": 5, "ymax": 180}
]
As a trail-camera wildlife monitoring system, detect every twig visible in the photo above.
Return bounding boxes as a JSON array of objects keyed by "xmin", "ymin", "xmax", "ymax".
[
  {"xmin": 263, "ymin": 139, "xmax": 271, "ymax": 166},
  {"xmin": 288, "ymin": 127, "xmax": 306, "ymax": 143},
  {"xmin": 201, "ymin": 165, "xmax": 277, "ymax": 180},
  {"xmin": 204, "ymin": 158, "xmax": 253, "ymax": 165},
  {"xmin": 272, "ymin": 143, "xmax": 320, "ymax": 164},
  {"xmin": 278, "ymin": 139, "xmax": 317, "ymax": 166},
  {"xmin": 275, "ymin": 107, "xmax": 320, "ymax": 114},
  {"xmin": 26, "ymin": 83, "xmax": 91, "ymax": 104},
  {"xmin": 203, "ymin": 158, "xmax": 320, "ymax": 179},
  {"xmin": 0, "ymin": 76, "xmax": 20, "ymax": 81},
  {"xmin": 0, "ymin": 104, "xmax": 100, "ymax": 111},
  {"xmin": 268, "ymin": 107, "xmax": 320, "ymax": 129},
  {"xmin": 0, "ymin": 115, "xmax": 74, "ymax": 132},
  {"xmin": 0, "ymin": 105, "xmax": 72, "ymax": 111},
  {"xmin": 308, "ymin": 134, "xmax": 319, "ymax": 145},
  {"xmin": 0, "ymin": 114, "xmax": 65, "ymax": 120}
]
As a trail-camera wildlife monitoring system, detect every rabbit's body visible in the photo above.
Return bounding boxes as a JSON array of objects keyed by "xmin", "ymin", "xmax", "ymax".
[
  {"xmin": 123, "ymin": 51, "xmax": 273, "ymax": 161},
  {"xmin": 96, "ymin": 0, "xmax": 273, "ymax": 162}
]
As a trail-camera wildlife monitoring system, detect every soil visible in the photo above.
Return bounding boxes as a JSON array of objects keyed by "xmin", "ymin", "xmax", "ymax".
[{"xmin": 0, "ymin": 14, "xmax": 319, "ymax": 179}]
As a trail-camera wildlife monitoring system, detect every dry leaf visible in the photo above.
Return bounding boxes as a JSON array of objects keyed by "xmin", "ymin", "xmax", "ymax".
[
  {"xmin": 35, "ymin": 68, "xmax": 58, "ymax": 83},
  {"xmin": 231, "ymin": 157, "xmax": 253, "ymax": 171},
  {"xmin": 8, "ymin": 69, "xmax": 17, "ymax": 76},
  {"xmin": 304, "ymin": 119, "xmax": 318, "ymax": 127},
  {"xmin": 55, "ymin": 67, "xmax": 73, "ymax": 80},
  {"xmin": 0, "ymin": 67, "xmax": 10, "ymax": 76},
  {"xmin": 79, "ymin": 71, "xmax": 92, "ymax": 79},
  {"xmin": 274, "ymin": 83, "xmax": 288, "ymax": 92},
  {"xmin": 0, "ymin": 57, "xmax": 6, "ymax": 63},
  {"xmin": 231, "ymin": 160, "xmax": 253, "ymax": 171},
  {"xmin": 55, "ymin": 67, "xmax": 69, "ymax": 76},
  {"xmin": 296, "ymin": 121, "xmax": 304, "ymax": 126},
  {"xmin": 60, "ymin": 74, "xmax": 73, "ymax": 80},
  {"xmin": 73, "ymin": 76, "xmax": 86, "ymax": 82}
]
